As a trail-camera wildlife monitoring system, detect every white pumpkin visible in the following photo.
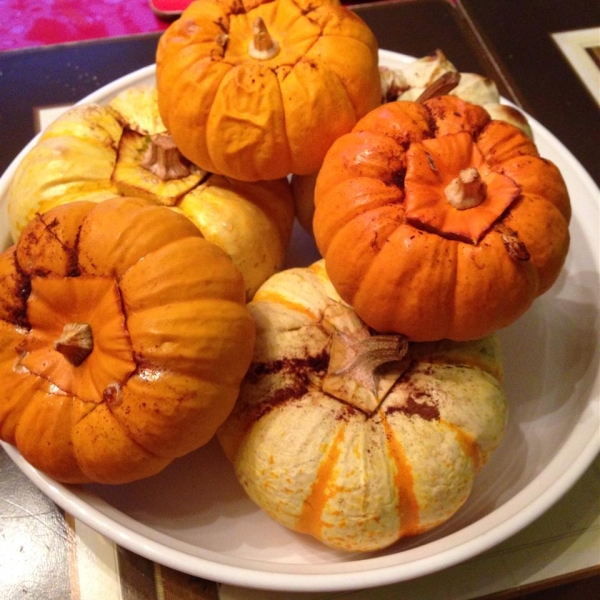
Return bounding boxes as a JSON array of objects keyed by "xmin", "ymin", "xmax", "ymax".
[{"xmin": 218, "ymin": 260, "xmax": 508, "ymax": 552}]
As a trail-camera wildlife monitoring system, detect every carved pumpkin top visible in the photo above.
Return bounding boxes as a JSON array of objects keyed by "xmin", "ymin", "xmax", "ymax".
[{"xmin": 313, "ymin": 95, "xmax": 571, "ymax": 341}]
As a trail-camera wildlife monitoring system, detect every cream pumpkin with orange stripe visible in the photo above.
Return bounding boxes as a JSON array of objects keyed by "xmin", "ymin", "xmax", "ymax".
[{"xmin": 217, "ymin": 260, "xmax": 508, "ymax": 552}]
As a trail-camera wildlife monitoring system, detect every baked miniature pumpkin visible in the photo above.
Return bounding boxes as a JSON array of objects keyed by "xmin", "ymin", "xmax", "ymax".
[
  {"xmin": 291, "ymin": 52, "xmax": 533, "ymax": 235},
  {"xmin": 6, "ymin": 86, "xmax": 295, "ymax": 299},
  {"xmin": 218, "ymin": 260, "xmax": 507, "ymax": 552},
  {"xmin": 0, "ymin": 197, "xmax": 255, "ymax": 484},
  {"xmin": 155, "ymin": 0, "xmax": 380, "ymax": 181},
  {"xmin": 313, "ymin": 95, "xmax": 571, "ymax": 341}
]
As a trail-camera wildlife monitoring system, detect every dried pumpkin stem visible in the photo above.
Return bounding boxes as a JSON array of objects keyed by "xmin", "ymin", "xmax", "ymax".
[
  {"xmin": 416, "ymin": 71, "xmax": 461, "ymax": 103},
  {"xmin": 141, "ymin": 132, "xmax": 192, "ymax": 181},
  {"xmin": 248, "ymin": 17, "xmax": 280, "ymax": 60},
  {"xmin": 54, "ymin": 322, "xmax": 94, "ymax": 366},
  {"xmin": 445, "ymin": 167, "xmax": 487, "ymax": 210},
  {"xmin": 323, "ymin": 331, "xmax": 409, "ymax": 413}
]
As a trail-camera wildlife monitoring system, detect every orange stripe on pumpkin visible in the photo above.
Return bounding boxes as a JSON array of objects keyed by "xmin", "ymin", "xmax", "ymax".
[
  {"xmin": 442, "ymin": 419, "xmax": 481, "ymax": 471},
  {"xmin": 253, "ymin": 290, "xmax": 320, "ymax": 320},
  {"xmin": 295, "ymin": 425, "xmax": 346, "ymax": 538},
  {"xmin": 381, "ymin": 415, "xmax": 421, "ymax": 537}
]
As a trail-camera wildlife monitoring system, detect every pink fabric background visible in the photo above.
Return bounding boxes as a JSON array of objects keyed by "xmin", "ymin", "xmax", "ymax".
[
  {"xmin": 0, "ymin": 0, "xmax": 388, "ymax": 52},
  {"xmin": 0, "ymin": 0, "xmax": 170, "ymax": 52}
]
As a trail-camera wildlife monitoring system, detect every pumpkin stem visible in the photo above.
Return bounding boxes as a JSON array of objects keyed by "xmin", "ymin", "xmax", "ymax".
[
  {"xmin": 416, "ymin": 71, "xmax": 461, "ymax": 103},
  {"xmin": 323, "ymin": 331, "xmax": 409, "ymax": 413},
  {"xmin": 445, "ymin": 167, "xmax": 487, "ymax": 210},
  {"xmin": 141, "ymin": 132, "xmax": 192, "ymax": 181},
  {"xmin": 248, "ymin": 17, "xmax": 280, "ymax": 60},
  {"xmin": 54, "ymin": 322, "xmax": 94, "ymax": 366}
]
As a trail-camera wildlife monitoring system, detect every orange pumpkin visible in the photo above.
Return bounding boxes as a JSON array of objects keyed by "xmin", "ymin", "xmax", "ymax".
[
  {"xmin": 313, "ymin": 96, "xmax": 571, "ymax": 341},
  {"xmin": 0, "ymin": 197, "xmax": 255, "ymax": 484},
  {"xmin": 155, "ymin": 0, "xmax": 380, "ymax": 182}
]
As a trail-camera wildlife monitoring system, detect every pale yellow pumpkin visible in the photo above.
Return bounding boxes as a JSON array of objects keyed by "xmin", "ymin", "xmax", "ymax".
[
  {"xmin": 6, "ymin": 86, "xmax": 295, "ymax": 299},
  {"xmin": 218, "ymin": 260, "xmax": 507, "ymax": 552}
]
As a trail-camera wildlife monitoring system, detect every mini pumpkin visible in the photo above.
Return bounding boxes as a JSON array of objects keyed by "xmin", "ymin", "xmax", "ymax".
[
  {"xmin": 155, "ymin": 0, "xmax": 381, "ymax": 181},
  {"xmin": 312, "ymin": 95, "xmax": 571, "ymax": 341},
  {"xmin": 6, "ymin": 86, "xmax": 295, "ymax": 299},
  {"xmin": 218, "ymin": 260, "xmax": 507, "ymax": 552},
  {"xmin": 0, "ymin": 197, "xmax": 255, "ymax": 484},
  {"xmin": 291, "ymin": 52, "xmax": 533, "ymax": 235}
]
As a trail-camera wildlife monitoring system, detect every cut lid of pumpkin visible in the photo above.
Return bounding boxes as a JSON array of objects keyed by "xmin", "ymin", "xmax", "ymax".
[
  {"xmin": 404, "ymin": 131, "xmax": 521, "ymax": 243},
  {"xmin": 112, "ymin": 129, "xmax": 208, "ymax": 205},
  {"xmin": 20, "ymin": 275, "xmax": 136, "ymax": 403}
]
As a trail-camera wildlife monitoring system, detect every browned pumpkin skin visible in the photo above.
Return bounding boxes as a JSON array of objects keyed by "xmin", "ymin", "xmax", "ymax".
[
  {"xmin": 0, "ymin": 197, "xmax": 255, "ymax": 484},
  {"xmin": 155, "ymin": 0, "xmax": 381, "ymax": 181},
  {"xmin": 313, "ymin": 96, "xmax": 571, "ymax": 341}
]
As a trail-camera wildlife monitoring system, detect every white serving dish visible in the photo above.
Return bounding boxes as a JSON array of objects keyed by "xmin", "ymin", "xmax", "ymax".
[{"xmin": 0, "ymin": 50, "xmax": 598, "ymax": 593}]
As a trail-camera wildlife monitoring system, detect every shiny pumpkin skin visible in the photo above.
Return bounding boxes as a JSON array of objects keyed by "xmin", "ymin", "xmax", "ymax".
[
  {"xmin": 218, "ymin": 260, "xmax": 507, "ymax": 552},
  {"xmin": 0, "ymin": 197, "xmax": 255, "ymax": 484},
  {"xmin": 313, "ymin": 95, "xmax": 571, "ymax": 341},
  {"xmin": 6, "ymin": 87, "xmax": 295, "ymax": 299},
  {"xmin": 155, "ymin": 0, "xmax": 381, "ymax": 182}
]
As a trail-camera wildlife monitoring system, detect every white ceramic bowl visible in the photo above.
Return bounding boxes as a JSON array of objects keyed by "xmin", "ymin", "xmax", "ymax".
[{"xmin": 0, "ymin": 50, "xmax": 598, "ymax": 592}]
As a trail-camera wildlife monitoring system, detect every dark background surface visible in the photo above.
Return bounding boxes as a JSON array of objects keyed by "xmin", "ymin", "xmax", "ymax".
[{"xmin": 459, "ymin": 0, "xmax": 600, "ymax": 184}]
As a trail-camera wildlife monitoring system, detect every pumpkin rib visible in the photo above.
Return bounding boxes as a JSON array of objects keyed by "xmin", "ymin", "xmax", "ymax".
[
  {"xmin": 496, "ymin": 154, "xmax": 571, "ymax": 221},
  {"xmin": 77, "ymin": 198, "xmax": 203, "ymax": 279},
  {"xmin": 423, "ymin": 95, "xmax": 491, "ymax": 138},
  {"xmin": 125, "ymin": 297, "xmax": 255, "ymax": 381},
  {"xmin": 118, "ymin": 235, "xmax": 246, "ymax": 311},
  {"xmin": 474, "ymin": 119, "xmax": 539, "ymax": 166},
  {"xmin": 281, "ymin": 59, "xmax": 358, "ymax": 175},
  {"xmin": 314, "ymin": 130, "xmax": 407, "ymax": 199},
  {"xmin": 501, "ymin": 193, "xmax": 570, "ymax": 294},
  {"xmin": 14, "ymin": 392, "xmax": 97, "ymax": 484},
  {"xmin": 72, "ymin": 403, "xmax": 172, "ymax": 484},
  {"xmin": 205, "ymin": 62, "xmax": 294, "ymax": 181},
  {"xmin": 320, "ymin": 204, "xmax": 408, "ymax": 311},
  {"xmin": 352, "ymin": 226, "xmax": 459, "ymax": 340},
  {"xmin": 164, "ymin": 56, "xmax": 232, "ymax": 173},
  {"xmin": 450, "ymin": 231, "xmax": 538, "ymax": 338},
  {"xmin": 353, "ymin": 100, "xmax": 433, "ymax": 146},
  {"xmin": 306, "ymin": 35, "xmax": 378, "ymax": 119},
  {"xmin": 314, "ymin": 177, "xmax": 404, "ymax": 256},
  {"xmin": 108, "ymin": 370, "xmax": 243, "ymax": 459}
]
